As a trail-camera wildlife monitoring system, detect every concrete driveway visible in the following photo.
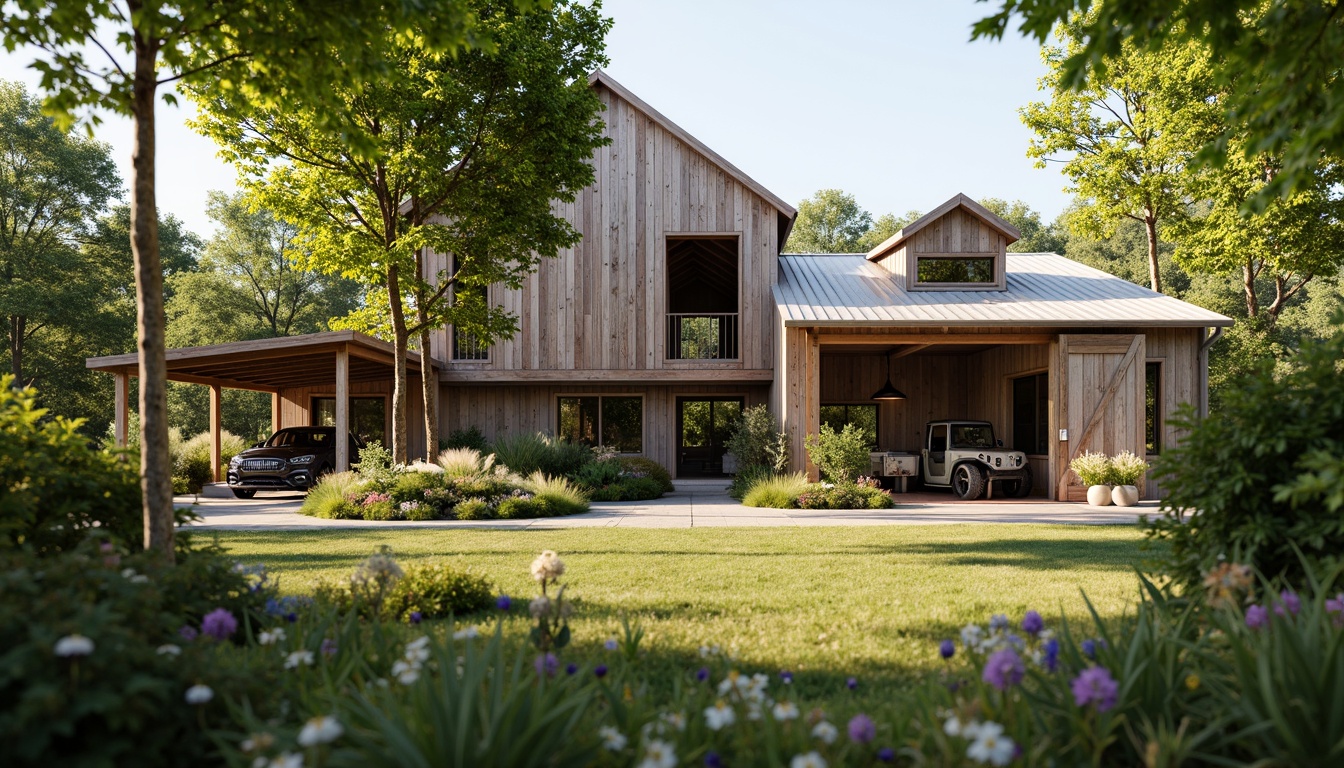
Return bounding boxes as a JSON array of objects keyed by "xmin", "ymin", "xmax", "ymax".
[{"xmin": 178, "ymin": 480, "xmax": 1152, "ymax": 530}]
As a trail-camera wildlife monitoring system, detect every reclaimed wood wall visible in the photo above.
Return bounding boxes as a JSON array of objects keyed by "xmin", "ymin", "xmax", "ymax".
[
  {"xmin": 965, "ymin": 344, "xmax": 1053, "ymax": 496},
  {"xmin": 818, "ymin": 352, "xmax": 969, "ymax": 453},
  {"xmin": 278, "ymin": 378, "xmax": 427, "ymax": 460}
]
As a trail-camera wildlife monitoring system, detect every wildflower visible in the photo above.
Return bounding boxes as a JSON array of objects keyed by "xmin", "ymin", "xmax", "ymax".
[
  {"xmin": 184, "ymin": 684, "xmax": 214, "ymax": 704},
  {"xmin": 1021, "ymin": 610, "xmax": 1044, "ymax": 636},
  {"xmin": 53, "ymin": 634, "xmax": 95, "ymax": 657},
  {"xmin": 1275, "ymin": 590, "xmax": 1301, "ymax": 617},
  {"xmin": 121, "ymin": 568, "xmax": 150, "ymax": 584},
  {"xmin": 878, "ymin": 747, "xmax": 896, "ymax": 762},
  {"xmin": 319, "ymin": 638, "xmax": 338, "ymax": 656},
  {"xmin": 846, "ymin": 677, "xmax": 858, "ymax": 690},
  {"xmin": 1246, "ymin": 604, "xmax": 1269, "ymax": 629},
  {"xmin": 351, "ymin": 546, "xmax": 403, "ymax": 588},
  {"xmin": 264, "ymin": 752, "xmax": 303, "ymax": 768},
  {"xmin": 988, "ymin": 613, "xmax": 1009, "ymax": 631},
  {"xmin": 179, "ymin": 625, "xmax": 199, "ymax": 642},
  {"xmin": 705, "ymin": 752, "xmax": 723, "ymax": 768},
  {"xmin": 773, "ymin": 701, "xmax": 800, "ymax": 721},
  {"xmin": 1327, "ymin": 593, "xmax": 1344, "ymax": 627},
  {"xmin": 1071, "ymin": 666, "xmax": 1119, "ymax": 712},
  {"xmin": 944, "ymin": 715, "xmax": 979, "ymax": 738},
  {"xmin": 496, "ymin": 594, "xmax": 512, "ymax": 611},
  {"xmin": 961, "ymin": 623, "xmax": 984, "ymax": 649},
  {"xmin": 1081, "ymin": 638, "xmax": 1097, "ymax": 659},
  {"xmin": 100, "ymin": 541, "xmax": 121, "ymax": 568},
  {"xmin": 598, "ymin": 725, "xmax": 627, "ymax": 751},
  {"xmin": 201, "ymin": 608, "xmax": 238, "ymax": 641},
  {"xmin": 156, "ymin": 644, "xmax": 181, "ymax": 656},
  {"xmin": 696, "ymin": 667, "xmax": 710, "ymax": 682},
  {"xmin": 780, "ymin": 669, "xmax": 794, "ymax": 684},
  {"xmin": 639, "ymin": 739, "xmax": 676, "ymax": 768},
  {"xmin": 848, "ymin": 713, "xmax": 876, "ymax": 744},
  {"xmin": 535, "ymin": 652, "xmax": 559, "ymax": 677},
  {"xmin": 982, "ymin": 647, "xmax": 1025, "ymax": 691},
  {"xmin": 939, "ymin": 639, "xmax": 956, "ymax": 660},
  {"xmin": 604, "ymin": 637, "xmax": 619, "ymax": 651},
  {"xmin": 297, "ymin": 715, "xmax": 343, "ymax": 746},
  {"xmin": 1041, "ymin": 638, "xmax": 1060, "ymax": 672},
  {"xmin": 790, "ymin": 752, "xmax": 827, "ymax": 768},
  {"xmin": 1202, "ymin": 562, "xmax": 1254, "ymax": 608},
  {"xmin": 258, "ymin": 629, "xmax": 286, "ymax": 646},
  {"xmin": 240, "ymin": 731, "xmax": 275, "ymax": 753},
  {"xmin": 284, "ymin": 650, "xmax": 315, "ymax": 669},
  {"xmin": 565, "ymin": 663, "xmax": 579, "ymax": 675},
  {"xmin": 410, "ymin": 611, "xmax": 423, "ymax": 625},
  {"xmin": 529, "ymin": 595, "xmax": 553, "ymax": 618},
  {"xmin": 661, "ymin": 711, "xmax": 687, "ymax": 731},
  {"xmin": 966, "ymin": 721, "xmax": 1016, "ymax": 766},
  {"xmin": 530, "ymin": 550, "xmax": 566, "ymax": 582},
  {"xmin": 392, "ymin": 660, "xmax": 420, "ymax": 685},
  {"xmin": 811, "ymin": 720, "xmax": 838, "ymax": 744},
  {"xmin": 405, "ymin": 636, "xmax": 431, "ymax": 663},
  {"xmin": 1185, "ymin": 673, "xmax": 1200, "ymax": 691},
  {"xmin": 595, "ymin": 664, "xmax": 608, "ymax": 678},
  {"xmin": 704, "ymin": 700, "xmax": 736, "ymax": 730},
  {"xmin": 452, "ymin": 626, "xmax": 480, "ymax": 641}
]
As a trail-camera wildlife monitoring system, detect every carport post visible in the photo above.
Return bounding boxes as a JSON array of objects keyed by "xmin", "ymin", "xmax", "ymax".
[
  {"xmin": 271, "ymin": 392, "xmax": 281, "ymax": 433},
  {"xmin": 335, "ymin": 347, "xmax": 350, "ymax": 472},
  {"xmin": 113, "ymin": 372, "xmax": 129, "ymax": 448},
  {"xmin": 210, "ymin": 384, "xmax": 223, "ymax": 483}
]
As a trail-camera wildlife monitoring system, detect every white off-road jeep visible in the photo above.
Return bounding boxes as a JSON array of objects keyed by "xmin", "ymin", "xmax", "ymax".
[{"xmin": 921, "ymin": 420, "xmax": 1032, "ymax": 500}]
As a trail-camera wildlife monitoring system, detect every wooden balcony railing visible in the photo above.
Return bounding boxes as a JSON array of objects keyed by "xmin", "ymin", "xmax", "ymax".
[{"xmin": 666, "ymin": 313, "xmax": 739, "ymax": 360}]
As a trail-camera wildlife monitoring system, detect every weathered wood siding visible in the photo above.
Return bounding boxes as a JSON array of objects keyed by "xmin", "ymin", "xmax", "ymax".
[
  {"xmin": 818, "ymin": 352, "xmax": 969, "ymax": 453},
  {"xmin": 1141, "ymin": 327, "xmax": 1202, "ymax": 498},
  {"xmin": 965, "ymin": 344, "xmax": 1053, "ymax": 495},
  {"xmin": 1054, "ymin": 334, "xmax": 1146, "ymax": 501},
  {"xmin": 873, "ymin": 207, "xmax": 1007, "ymax": 290},
  {"xmin": 278, "ymin": 378, "xmax": 427, "ymax": 459},
  {"xmin": 429, "ymin": 83, "xmax": 783, "ymax": 375}
]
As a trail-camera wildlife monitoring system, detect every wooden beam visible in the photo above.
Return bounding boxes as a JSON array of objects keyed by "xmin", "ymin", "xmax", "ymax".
[
  {"xmin": 335, "ymin": 347, "xmax": 350, "ymax": 472},
  {"xmin": 817, "ymin": 333, "xmax": 1054, "ymax": 346},
  {"xmin": 437, "ymin": 368, "xmax": 776, "ymax": 383},
  {"xmin": 805, "ymin": 330, "xmax": 820, "ymax": 481},
  {"xmin": 889, "ymin": 344, "xmax": 932, "ymax": 361},
  {"xmin": 209, "ymin": 384, "xmax": 223, "ymax": 483},
  {"xmin": 114, "ymin": 373, "xmax": 129, "ymax": 448},
  {"xmin": 1057, "ymin": 335, "xmax": 1144, "ymax": 499}
]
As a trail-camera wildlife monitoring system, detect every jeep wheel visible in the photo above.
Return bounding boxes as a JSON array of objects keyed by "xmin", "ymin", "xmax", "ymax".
[
  {"xmin": 231, "ymin": 488, "xmax": 257, "ymax": 499},
  {"xmin": 1004, "ymin": 466, "xmax": 1034, "ymax": 498},
  {"xmin": 952, "ymin": 464, "xmax": 986, "ymax": 500}
]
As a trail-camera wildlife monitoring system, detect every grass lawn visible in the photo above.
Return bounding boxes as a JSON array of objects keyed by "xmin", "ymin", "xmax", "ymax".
[{"xmin": 212, "ymin": 524, "xmax": 1152, "ymax": 696}]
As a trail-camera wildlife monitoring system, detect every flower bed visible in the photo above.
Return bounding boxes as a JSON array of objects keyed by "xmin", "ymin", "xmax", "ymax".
[{"xmin": 742, "ymin": 472, "xmax": 894, "ymax": 510}]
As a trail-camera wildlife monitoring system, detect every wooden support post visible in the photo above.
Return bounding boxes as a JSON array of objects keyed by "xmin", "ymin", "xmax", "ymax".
[
  {"xmin": 804, "ymin": 330, "xmax": 821, "ymax": 481},
  {"xmin": 114, "ymin": 372, "xmax": 129, "ymax": 448},
  {"xmin": 271, "ymin": 392, "xmax": 281, "ymax": 434},
  {"xmin": 209, "ymin": 384, "xmax": 223, "ymax": 483},
  {"xmin": 335, "ymin": 347, "xmax": 350, "ymax": 472}
]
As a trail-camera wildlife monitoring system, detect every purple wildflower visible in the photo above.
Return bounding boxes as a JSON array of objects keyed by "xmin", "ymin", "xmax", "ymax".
[
  {"xmin": 534, "ymin": 652, "xmax": 559, "ymax": 678},
  {"xmin": 1246, "ymin": 604, "xmax": 1269, "ymax": 629},
  {"xmin": 847, "ymin": 713, "xmax": 876, "ymax": 744},
  {"xmin": 878, "ymin": 747, "xmax": 895, "ymax": 763},
  {"xmin": 1275, "ymin": 590, "xmax": 1301, "ymax": 617},
  {"xmin": 565, "ymin": 663, "xmax": 578, "ymax": 675},
  {"xmin": 1042, "ymin": 638, "xmax": 1060, "ymax": 672},
  {"xmin": 704, "ymin": 752, "xmax": 722, "ymax": 768},
  {"xmin": 410, "ymin": 611, "xmax": 423, "ymax": 625},
  {"xmin": 285, "ymin": 613, "xmax": 298, "ymax": 624},
  {"xmin": 780, "ymin": 670, "xmax": 794, "ymax": 684},
  {"xmin": 697, "ymin": 667, "xmax": 710, "ymax": 682},
  {"xmin": 1071, "ymin": 666, "xmax": 1119, "ymax": 712},
  {"xmin": 201, "ymin": 608, "xmax": 237, "ymax": 641},
  {"xmin": 939, "ymin": 639, "xmax": 956, "ymax": 660},
  {"xmin": 989, "ymin": 613, "xmax": 1009, "ymax": 631},
  {"xmin": 1022, "ymin": 610, "xmax": 1044, "ymax": 636},
  {"xmin": 1327, "ymin": 593, "xmax": 1344, "ymax": 627},
  {"xmin": 1081, "ymin": 639, "xmax": 1097, "ymax": 659},
  {"xmin": 496, "ymin": 595, "xmax": 512, "ymax": 611},
  {"xmin": 847, "ymin": 677, "xmax": 858, "ymax": 690},
  {"xmin": 982, "ymin": 647, "xmax": 1025, "ymax": 691},
  {"xmin": 179, "ymin": 625, "xmax": 199, "ymax": 642},
  {"xmin": 604, "ymin": 638, "xmax": 618, "ymax": 651},
  {"xmin": 594, "ymin": 664, "xmax": 608, "ymax": 678},
  {"xmin": 320, "ymin": 638, "xmax": 338, "ymax": 656}
]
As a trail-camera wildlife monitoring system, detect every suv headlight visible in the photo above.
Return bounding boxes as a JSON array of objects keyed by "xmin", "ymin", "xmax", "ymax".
[
  {"xmin": 289, "ymin": 455, "xmax": 315, "ymax": 465},
  {"xmin": 229, "ymin": 455, "xmax": 242, "ymax": 467}
]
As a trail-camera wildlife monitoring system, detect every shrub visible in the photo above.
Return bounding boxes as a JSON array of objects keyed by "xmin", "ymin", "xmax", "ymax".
[
  {"xmin": 741, "ymin": 472, "xmax": 809, "ymax": 508},
  {"xmin": 1110, "ymin": 450, "xmax": 1148, "ymax": 486},
  {"xmin": 544, "ymin": 438, "xmax": 595, "ymax": 478},
  {"xmin": 442, "ymin": 425, "xmax": 489, "ymax": 452},
  {"xmin": 490, "ymin": 431, "xmax": 593, "ymax": 477},
  {"xmin": 617, "ymin": 457, "xmax": 674, "ymax": 493},
  {"xmin": 384, "ymin": 562, "xmax": 495, "ymax": 621},
  {"xmin": 391, "ymin": 471, "xmax": 440, "ymax": 504},
  {"xmin": 360, "ymin": 497, "xmax": 399, "ymax": 521},
  {"xmin": 454, "ymin": 498, "xmax": 494, "ymax": 520},
  {"xmin": 0, "ymin": 378, "xmax": 142, "ymax": 555},
  {"xmin": 399, "ymin": 500, "xmax": 438, "ymax": 521},
  {"xmin": 299, "ymin": 472, "xmax": 366, "ymax": 519},
  {"xmin": 174, "ymin": 430, "xmax": 246, "ymax": 495},
  {"xmin": 353, "ymin": 440, "xmax": 399, "ymax": 487},
  {"xmin": 729, "ymin": 465, "xmax": 774, "ymax": 501},
  {"xmin": 437, "ymin": 447, "xmax": 484, "ymax": 478},
  {"xmin": 1148, "ymin": 318, "xmax": 1344, "ymax": 590},
  {"xmin": 1069, "ymin": 450, "xmax": 1113, "ymax": 486},
  {"xmin": 497, "ymin": 496, "xmax": 553, "ymax": 519},
  {"xmin": 522, "ymin": 472, "xmax": 590, "ymax": 516},
  {"xmin": 804, "ymin": 423, "xmax": 871, "ymax": 484},
  {"xmin": 725, "ymin": 404, "xmax": 789, "ymax": 472},
  {"xmin": 796, "ymin": 482, "xmax": 893, "ymax": 510},
  {"xmin": 587, "ymin": 476, "xmax": 664, "ymax": 502},
  {"xmin": 571, "ymin": 458, "xmax": 623, "ymax": 489}
]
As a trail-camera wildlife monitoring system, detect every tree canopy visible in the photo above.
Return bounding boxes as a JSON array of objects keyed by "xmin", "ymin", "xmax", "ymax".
[{"xmin": 785, "ymin": 189, "xmax": 920, "ymax": 253}]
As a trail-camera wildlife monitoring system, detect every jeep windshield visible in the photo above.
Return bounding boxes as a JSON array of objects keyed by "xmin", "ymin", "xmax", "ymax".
[
  {"xmin": 264, "ymin": 429, "xmax": 333, "ymax": 449},
  {"xmin": 950, "ymin": 425, "xmax": 995, "ymax": 449}
]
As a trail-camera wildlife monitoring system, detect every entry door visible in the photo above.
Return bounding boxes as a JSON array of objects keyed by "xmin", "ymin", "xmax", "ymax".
[
  {"xmin": 1056, "ymin": 335, "xmax": 1146, "ymax": 501},
  {"xmin": 676, "ymin": 397, "xmax": 743, "ymax": 477}
]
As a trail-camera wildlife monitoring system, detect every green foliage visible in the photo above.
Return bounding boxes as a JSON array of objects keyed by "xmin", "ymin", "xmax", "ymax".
[
  {"xmin": 354, "ymin": 441, "xmax": 400, "ymax": 487},
  {"xmin": 298, "ymin": 471, "xmax": 365, "ymax": 519},
  {"xmin": 617, "ymin": 457, "xmax": 674, "ymax": 494},
  {"xmin": 729, "ymin": 465, "xmax": 775, "ymax": 501},
  {"xmin": 980, "ymin": 197, "xmax": 1068, "ymax": 254},
  {"xmin": 1146, "ymin": 317, "xmax": 1344, "ymax": 589},
  {"xmin": 454, "ymin": 498, "xmax": 493, "ymax": 521},
  {"xmin": 385, "ymin": 562, "xmax": 494, "ymax": 622},
  {"xmin": 390, "ymin": 471, "xmax": 439, "ymax": 505},
  {"xmin": 1109, "ymin": 450, "xmax": 1148, "ymax": 486},
  {"xmin": 571, "ymin": 458, "xmax": 623, "ymax": 488},
  {"xmin": 741, "ymin": 472, "xmax": 810, "ymax": 509},
  {"xmin": 797, "ymin": 482, "xmax": 894, "ymax": 510},
  {"xmin": 805, "ymin": 423, "xmax": 872, "ymax": 484},
  {"xmin": 724, "ymin": 404, "xmax": 789, "ymax": 474},
  {"xmin": 497, "ymin": 496, "xmax": 553, "ymax": 519},
  {"xmin": 437, "ymin": 447, "xmax": 486, "ymax": 479},
  {"xmin": 491, "ymin": 432, "xmax": 594, "ymax": 478},
  {"xmin": 784, "ymin": 189, "xmax": 921, "ymax": 253},
  {"xmin": 442, "ymin": 425, "xmax": 489, "ymax": 453},
  {"xmin": 1070, "ymin": 450, "xmax": 1114, "ymax": 487},
  {"xmin": 522, "ymin": 472, "xmax": 589, "ymax": 517},
  {"xmin": 172, "ymin": 429, "xmax": 245, "ymax": 495},
  {"xmin": 0, "ymin": 377, "xmax": 142, "ymax": 555}
]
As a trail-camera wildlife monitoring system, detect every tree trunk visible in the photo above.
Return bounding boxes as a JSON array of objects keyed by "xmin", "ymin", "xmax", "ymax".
[
  {"xmin": 419, "ymin": 325, "xmax": 437, "ymax": 462},
  {"xmin": 1242, "ymin": 259, "xmax": 1260, "ymax": 319},
  {"xmin": 131, "ymin": 31, "xmax": 174, "ymax": 561},
  {"xmin": 9, "ymin": 315, "xmax": 22, "ymax": 380},
  {"xmin": 387, "ymin": 263, "xmax": 409, "ymax": 464},
  {"xmin": 1144, "ymin": 215, "xmax": 1162, "ymax": 294}
]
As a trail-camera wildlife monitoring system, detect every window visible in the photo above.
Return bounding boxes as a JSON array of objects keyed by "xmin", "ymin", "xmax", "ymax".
[
  {"xmin": 1146, "ymin": 362, "xmax": 1161, "ymax": 454},
  {"xmin": 1012, "ymin": 373, "xmax": 1049, "ymax": 455},
  {"xmin": 916, "ymin": 256, "xmax": 995, "ymax": 284},
  {"xmin": 820, "ymin": 404, "xmax": 878, "ymax": 450},
  {"xmin": 666, "ymin": 237, "xmax": 739, "ymax": 360},
  {"xmin": 312, "ymin": 397, "xmax": 387, "ymax": 447},
  {"xmin": 558, "ymin": 396, "xmax": 643, "ymax": 453},
  {"xmin": 451, "ymin": 254, "xmax": 489, "ymax": 360}
]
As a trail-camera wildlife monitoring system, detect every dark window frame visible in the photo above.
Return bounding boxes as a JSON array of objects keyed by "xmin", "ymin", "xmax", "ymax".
[
  {"xmin": 1011, "ymin": 371, "xmax": 1050, "ymax": 456},
  {"xmin": 1146, "ymin": 361, "xmax": 1162, "ymax": 455},
  {"xmin": 557, "ymin": 395, "xmax": 645, "ymax": 454},
  {"xmin": 310, "ymin": 395, "xmax": 389, "ymax": 447},
  {"xmin": 819, "ymin": 403, "xmax": 880, "ymax": 451},
  {"xmin": 915, "ymin": 256, "xmax": 996, "ymax": 285}
]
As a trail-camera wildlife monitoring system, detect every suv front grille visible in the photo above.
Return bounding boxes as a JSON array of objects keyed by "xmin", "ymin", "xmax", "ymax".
[{"xmin": 241, "ymin": 459, "xmax": 285, "ymax": 471}]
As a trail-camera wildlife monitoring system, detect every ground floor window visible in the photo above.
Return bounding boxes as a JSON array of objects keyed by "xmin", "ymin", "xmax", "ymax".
[
  {"xmin": 312, "ymin": 396, "xmax": 387, "ymax": 447},
  {"xmin": 1011, "ymin": 372, "xmax": 1049, "ymax": 455},
  {"xmin": 557, "ymin": 396, "xmax": 643, "ymax": 453},
  {"xmin": 820, "ymin": 403, "xmax": 878, "ymax": 450},
  {"xmin": 1146, "ymin": 362, "xmax": 1161, "ymax": 455}
]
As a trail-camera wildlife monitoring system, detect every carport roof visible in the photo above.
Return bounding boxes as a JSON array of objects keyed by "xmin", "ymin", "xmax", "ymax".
[
  {"xmin": 86, "ymin": 330, "xmax": 441, "ymax": 392},
  {"xmin": 774, "ymin": 252, "xmax": 1234, "ymax": 328}
]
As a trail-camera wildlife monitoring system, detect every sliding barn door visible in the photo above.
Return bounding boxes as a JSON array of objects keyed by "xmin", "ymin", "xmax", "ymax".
[{"xmin": 1056, "ymin": 334, "xmax": 1146, "ymax": 501}]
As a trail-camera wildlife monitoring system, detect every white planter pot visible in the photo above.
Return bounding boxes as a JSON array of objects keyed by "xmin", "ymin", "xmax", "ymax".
[
  {"xmin": 1111, "ymin": 484, "xmax": 1140, "ymax": 507},
  {"xmin": 1086, "ymin": 484, "xmax": 1114, "ymax": 507}
]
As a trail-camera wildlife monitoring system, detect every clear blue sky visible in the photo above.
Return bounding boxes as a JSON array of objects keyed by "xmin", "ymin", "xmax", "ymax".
[{"xmin": 0, "ymin": 1, "xmax": 1068, "ymax": 238}]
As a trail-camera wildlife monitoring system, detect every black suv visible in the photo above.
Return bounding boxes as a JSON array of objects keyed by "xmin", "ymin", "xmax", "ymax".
[{"xmin": 226, "ymin": 427, "xmax": 362, "ymax": 499}]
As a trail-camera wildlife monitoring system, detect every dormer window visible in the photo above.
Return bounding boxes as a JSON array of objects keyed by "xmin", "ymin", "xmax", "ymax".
[{"xmin": 864, "ymin": 193, "xmax": 1019, "ymax": 292}]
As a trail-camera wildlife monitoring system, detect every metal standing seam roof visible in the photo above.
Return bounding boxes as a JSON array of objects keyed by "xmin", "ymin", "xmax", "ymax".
[{"xmin": 774, "ymin": 252, "xmax": 1234, "ymax": 328}]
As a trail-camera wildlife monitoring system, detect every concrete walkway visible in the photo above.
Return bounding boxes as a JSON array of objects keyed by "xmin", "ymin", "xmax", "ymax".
[{"xmin": 178, "ymin": 479, "xmax": 1152, "ymax": 530}]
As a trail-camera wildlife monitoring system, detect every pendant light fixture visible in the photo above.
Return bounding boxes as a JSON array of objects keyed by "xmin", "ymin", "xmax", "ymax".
[{"xmin": 870, "ymin": 349, "xmax": 907, "ymax": 401}]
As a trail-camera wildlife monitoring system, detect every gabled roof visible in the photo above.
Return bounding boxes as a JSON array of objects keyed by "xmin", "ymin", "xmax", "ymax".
[
  {"xmin": 865, "ymin": 193, "xmax": 1021, "ymax": 261},
  {"xmin": 774, "ymin": 252, "xmax": 1234, "ymax": 328},
  {"xmin": 588, "ymin": 70, "xmax": 798, "ymax": 219}
]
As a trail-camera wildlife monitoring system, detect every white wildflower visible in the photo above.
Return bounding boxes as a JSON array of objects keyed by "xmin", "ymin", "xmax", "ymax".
[
  {"xmin": 264, "ymin": 752, "xmax": 303, "ymax": 768},
  {"xmin": 811, "ymin": 720, "xmax": 838, "ymax": 744},
  {"xmin": 960, "ymin": 624, "xmax": 984, "ymax": 649},
  {"xmin": 598, "ymin": 725, "xmax": 627, "ymax": 751},
  {"xmin": 452, "ymin": 625, "xmax": 480, "ymax": 641},
  {"xmin": 790, "ymin": 752, "xmax": 828, "ymax": 768},
  {"xmin": 405, "ymin": 636, "xmax": 432, "ymax": 663},
  {"xmin": 772, "ymin": 701, "xmax": 800, "ymax": 721},
  {"xmin": 529, "ymin": 595, "xmax": 553, "ymax": 619},
  {"xmin": 120, "ymin": 568, "xmax": 150, "ymax": 584},
  {"xmin": 703, "ymin": 700, "xmax": 736, "ymax": 730},
  {"xmin": 156, "ymin": 644, "xmax": 181, "ymax": 656},
  {"xmin": 53, "ymin": 634, "xmax": 95, "ymax": 657},
  {"xmin": 297, "ymin": 715, "xmax": 344, "ymax": 746},
  {"xmin": 258, "ymin": 628, "xmax": 286, "ymax": 646},
  {"xmin": 637, "ymin": 739, "xmax": 676, "ymax": 768},
  {"xmin": 284, "ymin": 650, "xmax": 314, "ymax": 669},
  {"xmin": 241, "ymin": 732, "xmax": 275, "ymax": 753},
  {"xmin": 966, "ymin": 721, "xmax": 1015, "ymax": 766},
  {"xmin": 661, "ymin": 711, "xmax": 687, "ymax": 732},
  {"xmin": 530, "ymin": 550, "xmax": 565, "ymax": 582},
  {"xmin": 184, "ymin": 684, "xmax": 214, "ymax": 704},
  {"xmin": 746, "ymin": 700, "xmax": 765, "ymax": 721}
]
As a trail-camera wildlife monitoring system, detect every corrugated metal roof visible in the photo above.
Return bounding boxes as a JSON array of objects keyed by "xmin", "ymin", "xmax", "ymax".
[{"xmin": 774, "ymin": 252, "xmax": 1233, "ymax": 328}]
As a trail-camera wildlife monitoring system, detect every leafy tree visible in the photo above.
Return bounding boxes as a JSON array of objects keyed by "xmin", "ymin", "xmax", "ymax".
[
  {"xmin": 192, "ymin": 1, "xmax": 611, "ymax": 463},
  {"xmin": 1021, "ymin": 21, "xmax": 1218, "ymax": 293},
  {"xmin": 2, "ymin": 0, "xmax": 493, "ymax": 558},
  {"xmin": 785, "ymin": 189, "xmax": 872, "ymax": 253},
  {"xmin": 0, "ymin": 80, "xmax": 120, "ymax": 384},
  {"xmin": 856, "ymin": 210, "xmax": 923, "ymax": 253},
  {"xmin": 980, "ymin": 198, "xmax": 1067, "ymax": 254},
  {"xmin": 974, "ymin": 0, "xmax": 1344, "ymax": 207}
]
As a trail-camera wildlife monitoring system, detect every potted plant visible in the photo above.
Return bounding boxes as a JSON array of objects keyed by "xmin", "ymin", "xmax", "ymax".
[
  {"xmin": 1069, "ymin": 451, "xmax": 1114, "ymax": 506},
  {"xmin": 1109, "ymin": 450, "xmax": 1147, "ymax": 507}
]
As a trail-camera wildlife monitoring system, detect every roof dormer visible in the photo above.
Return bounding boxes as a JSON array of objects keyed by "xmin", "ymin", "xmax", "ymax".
[{"xmin": 865, "ymin": 194, "xmax": 1020, "ymax": 292}]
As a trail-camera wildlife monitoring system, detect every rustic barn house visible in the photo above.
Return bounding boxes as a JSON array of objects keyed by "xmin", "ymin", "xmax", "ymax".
[{"xmin": 88, "ymin": 71, "xmax": 1231, "ymax": 500}]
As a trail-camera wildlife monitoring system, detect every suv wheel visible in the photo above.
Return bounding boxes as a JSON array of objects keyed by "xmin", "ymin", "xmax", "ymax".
[
  {"xmin": 952, "ymin": 463, "xmax": 986, "ymax": 500},
  {"xmin": 1004, "ymin": 466, "xmax": 1034, "ymax": 498},
  {"xmin": 231, "ymin": 488, "xmax": 257, "ymax": 499}
]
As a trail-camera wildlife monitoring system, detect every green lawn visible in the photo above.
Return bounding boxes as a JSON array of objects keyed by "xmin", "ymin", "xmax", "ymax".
[{"xmin": 213, "ymin": 524, "xmax": 1151, "ymax": 695}]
